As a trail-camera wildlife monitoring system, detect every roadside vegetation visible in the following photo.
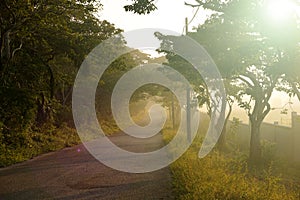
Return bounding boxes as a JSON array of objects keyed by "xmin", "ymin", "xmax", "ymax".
[
  {"xmin": 162, "ymin": 117, "xmax": 300, "ymax": 200},
  {"xmin": 0, "ymin": 99, "xmax": 150, "ymax": 167},
  {"xmin": 2, "ymin": 1, "xmax": 300, "ymax": 198},
  {"xmin": 0, "ymin": 123, "xmax": 79, "ymax": 167},
  {"xmin": 0, "ymin": 0, "xmax": 156, "ymax": 168}
]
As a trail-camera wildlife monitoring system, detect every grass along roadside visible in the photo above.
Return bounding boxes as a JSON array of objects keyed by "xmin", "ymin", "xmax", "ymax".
[
  {"xmin": 0, "ymin": 100, "xmax": 150, "ymax": 168},
  {"xmin": 0, "ymin": 123, "xmax": 80, "ymax": 167},
  {"xmin": 162, "ymin": 124, "xmax": 300, "ymax": 199}
]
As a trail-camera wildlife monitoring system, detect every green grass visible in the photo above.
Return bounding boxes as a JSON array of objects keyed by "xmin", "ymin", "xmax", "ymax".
[{"xmin": 162, "ymin": 124, "xmax": 300, "ymax": 200}]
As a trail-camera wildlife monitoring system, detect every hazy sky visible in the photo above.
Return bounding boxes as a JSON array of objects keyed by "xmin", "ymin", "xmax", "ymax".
[
  {"xmin": 232, "ymin": 91, "xmax": 300, "ymax": 125},
  {"xmin": 98, "ymin": 0, "xmax": 300, "ymax": 125},
  {"xmin": 99, "ymin": 0, "xmax": 209, "ymax": 33}
]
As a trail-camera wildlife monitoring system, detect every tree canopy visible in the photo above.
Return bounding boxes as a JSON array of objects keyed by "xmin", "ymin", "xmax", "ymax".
[
  {"xmin": 126, "ymin": 0, "xmax": 300, "ymax": 165},
  {"xmin": 0, "ymin": 0, "xmax": 123, "ymax": 147}
]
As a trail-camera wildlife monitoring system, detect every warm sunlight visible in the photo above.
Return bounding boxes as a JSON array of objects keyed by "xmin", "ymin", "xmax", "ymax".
[
  {"xmin": 1, "ymin": 1, "xmax": 300, "ymax": 199},
  {"xmin": 267, "ymin": 0, "xmax": 299, "ymax": 21}
]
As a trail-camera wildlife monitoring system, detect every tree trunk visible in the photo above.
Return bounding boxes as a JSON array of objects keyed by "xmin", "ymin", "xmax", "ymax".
[
  {"xmin": 218, "ymin": 123, "xmax": 227, "ymax": 151},
  {"xmin": 36, "ymin": 93, "xmax": 48, "ymax": 126},
  {"xmin": 48, "ymin": 65, "xmax": 54, "ymax": 99},
  {"xmin": 0, "ymin": 30, "xmax": 11, "ymax": 76},
  {"xmin": 217, "ymin": 100, "xmax": 232, "ymax": 151},
  {"xmin": 171, "ymin": 95, "xmax": 175, "ymax": 129},
  {"xmin": 249, "ymin": 120, "xmax": 262, "ymax": 166}
]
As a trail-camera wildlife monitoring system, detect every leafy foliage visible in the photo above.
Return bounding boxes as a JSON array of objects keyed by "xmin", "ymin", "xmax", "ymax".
[
  {"xmin": 0, "ymin": 0, "xmax": 128, "ymax": 165},
  {"xmin": 164, "ymin": 0, "xmax": 300, "ymax": 164},
  {"xmin": 124, "ymin": 0, "xmax": 157, "ymax": 14}
]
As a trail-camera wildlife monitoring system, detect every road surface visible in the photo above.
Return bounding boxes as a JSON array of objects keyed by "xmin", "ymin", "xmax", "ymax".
[{"xmin": 0, "ymin": 132, "xmax": 174, "ymax": 200}]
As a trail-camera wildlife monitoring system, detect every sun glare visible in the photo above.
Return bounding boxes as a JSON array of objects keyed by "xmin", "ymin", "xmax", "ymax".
[{"xmin": 267, "ymin": 0, "xmax": 299, "ymax": 21}]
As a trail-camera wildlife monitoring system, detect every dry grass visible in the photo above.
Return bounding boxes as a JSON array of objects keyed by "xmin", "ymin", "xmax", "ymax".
[{"xmin": 162, "ymin": 116, "xmax": 300, "ymax": 200}]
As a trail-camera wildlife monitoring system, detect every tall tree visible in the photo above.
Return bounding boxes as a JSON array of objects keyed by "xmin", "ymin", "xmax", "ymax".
[
  {"xmin": 187, "ymin": 0, "xmax": 287, "ymax": 165},
  {"xmin": 125, "ymin": 0, "xmax": 297, "ymax": 165},
  {"xmin": 0, "ymin": 0, "xmax": 121, "ymax": 141}
]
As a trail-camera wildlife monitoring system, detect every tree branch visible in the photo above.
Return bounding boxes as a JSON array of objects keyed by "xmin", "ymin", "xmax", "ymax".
[
  {"xmin": 11, "ymin": 40, "xmax": 23, "ymax": 59},
  {"xmin": 63, "ymin": 86, "xmax": 73, "ymax": 106},
  {"xmin": 261, "ymin": 102, "xmax": 271, "ymax": 121},
  {"xmin": 191, "ymin": 0, "xmax": 224, "ymax": 13},
  {"xmin": 236, "ymin": 75, "xmax": 254, "ymax": 88},
  {"xmin": 265, "ymin": 78, "xmax": 276, "ymax": 101},
  {"xmin": 290, "ymin": 81, "xmax": 300, "ymax": 101}
]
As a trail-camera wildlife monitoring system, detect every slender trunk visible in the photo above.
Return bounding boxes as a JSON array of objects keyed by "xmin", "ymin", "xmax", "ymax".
[
  {"xmin": 0, "ymin": 31, "xmax": 3, "ymax": 74},
  {"xmin": 171, "ymin": 95, "xmax": 175, "ymax": 129},
  {"xmin": 218, "ymin": 123, "xmax": 227, "ymax": 150},
  {"xmin": 3, "ymin": 31, "xmax": 11, "ymax": 64},
  {"xmin": 249, "ymin": 120, "xmax": 262, "ymax": 166},
  {"xmin": 46, "ymin": 63, "xmax": 54, "ymax": 99},
  {"xmin": 0, "ymin": 30, "xmax": 11, "ymax": 76},
  {"xmin": 217, "ymin": 103, "xmax": 232, "ymax": 151},
  {"xmin": 186, "ymin": 87, "xmax": 191, "ymax": 142},
  {"xmin": 36, "ymin": 93, "xmax": 48, "ymax": 126},
  {"xmin": 0, "ymin": 59, "xmax": 3, "ymax": 82},
  {"xmin": 62, "ymin": 86, "xmax": 72, "ymax": 106}
]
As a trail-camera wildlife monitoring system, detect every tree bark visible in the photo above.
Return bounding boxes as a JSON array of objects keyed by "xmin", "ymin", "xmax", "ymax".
[
  {"xmin": 0, "ymin": 30, "xmax": 11, "ymax": 76},
  {"xmin": 249, "ymin": 120, "xmax": 262, "ymax": 166},
  {"xmin": 36, "ymin": 93, "xmax": 48, "ymax": 126},
  {"xmin": 171, "ymin": 95, "xmax": 175, "ymax": 129},
  {"xmin": 47, "ymin": 63, "xmax": 55, "ymax": 99},
  {"xmin": 217, "ymin": 102, "xmax": 232, "ymax": 151}
]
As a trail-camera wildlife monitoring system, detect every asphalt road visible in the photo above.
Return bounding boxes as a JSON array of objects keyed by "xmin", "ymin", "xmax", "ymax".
[{"xmin": 0, "ymin": 132, "xmax": 174, "ymax": 200}]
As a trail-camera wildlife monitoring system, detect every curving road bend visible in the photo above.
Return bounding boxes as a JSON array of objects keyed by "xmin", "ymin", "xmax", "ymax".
[{"xmin": 0, "ymin": 132, "xmax": 174, "ymax": 200}]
